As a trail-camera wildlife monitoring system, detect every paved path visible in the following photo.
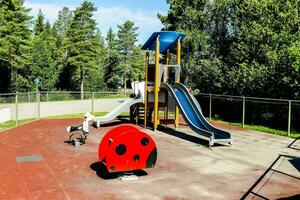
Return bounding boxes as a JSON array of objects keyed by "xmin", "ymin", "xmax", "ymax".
[{"xmin": 0, "ymin": 98, "xmax": 128, "ymax": 120}]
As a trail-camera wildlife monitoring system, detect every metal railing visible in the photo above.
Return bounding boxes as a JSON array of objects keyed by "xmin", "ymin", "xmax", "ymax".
[{"xmin": 194, "ymin": 93, "xmax": 300, "ymax": 136}]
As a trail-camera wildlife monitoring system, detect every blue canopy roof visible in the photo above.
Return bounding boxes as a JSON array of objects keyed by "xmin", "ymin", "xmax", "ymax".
[{"xmin": 141, "ymin": 31, "xmax": 185, "ymax": 54}]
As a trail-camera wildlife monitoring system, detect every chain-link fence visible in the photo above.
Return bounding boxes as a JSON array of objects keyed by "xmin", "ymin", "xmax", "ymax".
[
  {"xmin": 0, "ymin": 91, "xmax": 129, "ymax": 128},
  {"xmin": 2, "ymin": 90, "xmax": 300, "ymax": 136},
  {"xmin": 195, "ymin": 93, "xmax": 300, "ymax": 136}
]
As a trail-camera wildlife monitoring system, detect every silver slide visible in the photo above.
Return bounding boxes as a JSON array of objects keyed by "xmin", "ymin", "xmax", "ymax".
[{"xmin": 93, "ymin": 97, "xmax": 143, "ymax": 128}]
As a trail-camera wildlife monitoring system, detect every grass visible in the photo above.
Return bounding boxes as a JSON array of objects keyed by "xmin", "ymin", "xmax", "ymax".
[
  {"xmin": 214, "ymin": 120, "xmax": 300, "ymax": 139},
  {"xmin": 0, "ymin": 118, "xmax": 36, "ymax": 132}
]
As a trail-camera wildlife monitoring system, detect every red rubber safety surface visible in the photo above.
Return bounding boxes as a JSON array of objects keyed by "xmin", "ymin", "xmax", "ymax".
[
  {"xmin": 99, "ymin": 125, "xmax": 157, "ymax": 172},
  {"xmin": 0, "ymin": 118, "xmax": 299, "ymax": 200},
  {"xmin": 0, "ymin": 119, "xmax": 152, "ymax": 200}
]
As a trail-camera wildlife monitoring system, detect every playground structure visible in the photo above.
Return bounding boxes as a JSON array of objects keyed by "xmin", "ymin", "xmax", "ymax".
[
  {"xmin": 132, "ymin": 31, "xmax": 232, "ymax": 146},
  {"xmin": 98, "ymin": 125, "xmax": 157, "ymax": 173},
  {"xmin": 74, "ymin": 31, "xmax": 232, "ymax": 146}
]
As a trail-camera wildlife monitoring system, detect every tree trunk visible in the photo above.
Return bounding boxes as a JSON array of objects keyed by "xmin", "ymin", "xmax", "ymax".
[{"xmin": 81, "ymin": 79, "xmax": 84, "ymax": 100}]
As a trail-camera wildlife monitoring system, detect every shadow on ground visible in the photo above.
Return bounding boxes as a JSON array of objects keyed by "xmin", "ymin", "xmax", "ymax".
[
  {"xmin": 289, "ymin": 158, "xmax": 300, "ymax": 172},
  {"xmin": 90, "ymin": 162, "xmax": 147, "ymax": 180},
  {"xmin": 287, "ymin": 137, "xmax": 300, "ymax": 151},
  {"xmin": 277, "ymin": 194, "xmax": 300, "ymax": 200},
  {"xmin": 157, "ymin": 126, "xmax": 227, "ymax": 147},
  {"xmin": 92, "ymin": 118, "xmax": 131, "ymax": 128}
]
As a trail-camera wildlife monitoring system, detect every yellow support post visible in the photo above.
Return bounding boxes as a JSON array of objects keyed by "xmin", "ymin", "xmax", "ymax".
[
  {"xmin": 164, "ymin": 50, "xmax": 170, "ymax": 122},
  {"xmin": 154, "ymin": 36, "xmax": 160, "ymax": 131},
  {"xmin": 175, "ymin": 38, "xmax": 181, "ymax": 128},
  {"xmin": 144, "ymin": 51, "xmax": 149, "ymax": 127},
  {"xmin": 166, "ymin": 50, "xmax": 170, "ymax": 81}
]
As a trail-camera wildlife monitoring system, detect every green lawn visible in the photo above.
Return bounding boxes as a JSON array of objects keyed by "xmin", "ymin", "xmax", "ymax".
[
  {"xmin": 0, "ymin": 118, "xmax": 36, "ymax": 132},
  {"xmin": 214, "ymin": 120, "xmax": 300, "ymax": 139}
]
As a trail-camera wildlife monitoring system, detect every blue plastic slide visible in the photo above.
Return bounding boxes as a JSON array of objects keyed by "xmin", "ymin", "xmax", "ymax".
[{"xmin": 162, "ymin": 83, "xmax": 232, "ymax": 146}]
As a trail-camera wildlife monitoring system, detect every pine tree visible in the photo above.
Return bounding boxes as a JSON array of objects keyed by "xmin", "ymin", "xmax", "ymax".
[
  {"xmin": 63, "ymin": 0, "xmax": 99, "ymax": 98},
  {"xmin": 117, "ymin": 21, "xmax": 139, "ymax": 92},
  {"xmin": 53, "ymin": 7, "xmax": 73, "ymax": 89},
  {"xmin": 29, "ymin": 11, "xmax": 58, "ymax": 91},
  {"xmin": 34, "ymin": 9, "xmax": 45, "ymax": 35},
  {"xmin": 30, "ymin": 38, "xmax": 57, "ymax": 91},
  {"xmin": 0, "ymin": 0, "xmax": 32, "ymax": 92},
  {"xmin": 104, "ymin": 28, "xmax": 122, "ymax": 89}
]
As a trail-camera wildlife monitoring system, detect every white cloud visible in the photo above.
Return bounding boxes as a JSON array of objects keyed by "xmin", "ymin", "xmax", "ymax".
[{"xmin": 24, "ymin": 1, "xmax": 166, "ymax": 44}]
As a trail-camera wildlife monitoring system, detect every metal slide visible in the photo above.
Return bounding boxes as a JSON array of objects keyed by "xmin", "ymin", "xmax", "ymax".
[
  {"xmin": 93, "ymin": 97, "xmax": 143, "ymax": 128},
  {"xmin": 162, "ymin": 82, "xmax": 232, "ymax": 146}
]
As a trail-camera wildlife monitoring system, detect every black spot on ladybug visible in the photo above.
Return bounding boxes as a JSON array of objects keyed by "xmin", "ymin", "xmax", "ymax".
[
  {"xmin": 133, "ymin": 154, "xmax": 140, "ymax": 161},
  {"xmin": 116, "ymin": 144, "xmax": 126, "ymax": 155},
  {"xmin": 141, "ymin": 137, "xmax": 149, "ymax": 146},
  {"xmin": 146, "ymin": 148, "xmax": 157, "ymax": 168}
]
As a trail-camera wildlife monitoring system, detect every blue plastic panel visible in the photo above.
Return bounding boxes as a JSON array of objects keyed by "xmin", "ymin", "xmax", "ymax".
[{"xmin": 141, "ymin": 31, "xmax": 185, "ymax": 53}]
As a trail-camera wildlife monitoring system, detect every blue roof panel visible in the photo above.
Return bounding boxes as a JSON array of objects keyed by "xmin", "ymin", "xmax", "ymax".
[{"xmin": 141, "ymin": 31, "xmax": 185, "ymax": 54}]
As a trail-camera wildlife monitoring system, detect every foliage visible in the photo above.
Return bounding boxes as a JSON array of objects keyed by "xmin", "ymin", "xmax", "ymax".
[
  {"xmin": 159, "ymin": 0, "xmax": 300, "ymax": 99},
  {"xmin": 0, "ymin": 0, "xmax": 32, "ymax": 92}
]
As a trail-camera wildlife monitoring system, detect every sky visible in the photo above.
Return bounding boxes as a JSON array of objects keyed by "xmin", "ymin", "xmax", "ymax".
[{"xmin": 24, "ymin": 0, "xmax": 170, "ymax": 44}]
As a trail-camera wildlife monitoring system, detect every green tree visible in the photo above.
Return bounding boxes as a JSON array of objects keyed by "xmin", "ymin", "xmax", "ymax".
[
  {"xmin": 158, "ymin": 0, "xmax": 213, "ymax": 89},
  {"xmin": 34, "ymin": 9, "xmax": 45, "ymax": 35},
  {"xmin": 104, "ymin": 28, "xmax": 122, "ymax": 89},
  {"xmin": 53, "ymin": 7, "xmax": 73, "ymax": 88},
  {"xmin": 160, "ymin": 0, "xmax": 300, "ymax": 99},
  {"xmin": 0, "ymin": 0, "xmax": 32, "ymax": 92},
  {"xmin": 117, "ymin": 21, "xmax": 139, "ymax": 92},
  {"xmin": 29, "ymin": 38, "xmax": 57, "ymax": 91},
  {"xmin": 63, "ymin": 0, "xmax": 100, "ymax": 98},
  {"xmin": 84, "ymin": 30, "xmax": 107, "ymax": 91}
]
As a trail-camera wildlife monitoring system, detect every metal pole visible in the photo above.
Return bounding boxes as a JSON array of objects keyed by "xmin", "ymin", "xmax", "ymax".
[
  {"xmin": 144, "ymin": 51, "xmax": 149, "ymax": 128},
  {"xmin": 288, "ymin": 100, "xmax": 291, "ymax": 136},
  {"xmin": 15, "ymin": 92, "xmax": 18, "ymax": 126},
  {"xmin": 37, "ymin": 91, "xmax": 40, "ymax": 119},
  {"xmin": 209, "ymin": 93, "xmax": 212, "ymax": 121},
  {"xmin": 175, "ymin": 37, "xmax": 181, "ymax": 129},
  {"xmin": 154, "ymin": 36, "xmax": 160, "ymax": 131},
  {"xmin": 28, "ymin": 91, "xmax": 30, "ymax": 102},
  {"xmin": 92, "ymin": 92, "xmax": 94, "ymax": 113},
  {"xmin": 242, "ymin": 96, "xmax": 245, "ymax": 127}
]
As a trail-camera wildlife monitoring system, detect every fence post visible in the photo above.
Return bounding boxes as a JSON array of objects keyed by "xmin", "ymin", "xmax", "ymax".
[
  {"xmin": 46, "ymin": 92, "xmax": 49, "ymax": 102},
  {"xmin": 209, "ymin": 93, "xmax": 212, "ymax": 121},
  {"xmin": 28, "ymin": 91, "xmax": 31, "ymax": 102},
  {"xmin": 37, "ymin": 91, "xmax": 40, "ymax": 119},
  {"xmin": 15, "ymin": 92, "xmax": 18, "ymax": 126},
  {"xmin": 242, "ymin": 96, "xmax": 245, "ymax": 128},
  {"xmin": 92, "ymin": 92, "xmax": 94, "ymax": 113},
  {"xmin": 288, "ymin": 100, "xmax": 291, "ymax": 136}
]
